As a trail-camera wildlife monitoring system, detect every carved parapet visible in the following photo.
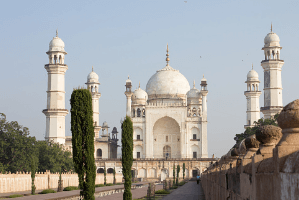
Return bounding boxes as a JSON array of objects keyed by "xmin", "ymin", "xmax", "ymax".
[
  {"xmin": 256, "ymin": 125, "xmax": 282, "ymax": 159},
  {"xmin": 275, "ymin": 99, "xmax": 299, "ymax": 172}
]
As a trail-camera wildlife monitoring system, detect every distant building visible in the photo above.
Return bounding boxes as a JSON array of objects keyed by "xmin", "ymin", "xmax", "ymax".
[{"xmin": 125, "ymin": 45, "xmax": 208, "ymax": 159}]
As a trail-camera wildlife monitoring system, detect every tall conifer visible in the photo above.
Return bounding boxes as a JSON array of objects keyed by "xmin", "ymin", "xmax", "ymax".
[
  {"xmin": 70, "ymin": 89, "xmax": 96, "ymax": 200},
  {"xmin": 121, "ymin": 116, "xmax": 133, "ymax": 200}
]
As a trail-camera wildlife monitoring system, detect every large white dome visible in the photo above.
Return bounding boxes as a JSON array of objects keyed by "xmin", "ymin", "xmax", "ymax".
[{"xmin": 146, "ymin": 65, "xmax": 190, "ymax": 96}]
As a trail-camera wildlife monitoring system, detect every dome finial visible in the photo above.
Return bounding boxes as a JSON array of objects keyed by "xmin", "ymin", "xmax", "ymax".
[
  {"xmin": 92, "ymin": 66, "xmax": 94, "ymax": 72},
  {"xmin": 203, "ymin": 74, "xmax": 205, "ymax": 78},
  {"xmin": 128, "ymin": 75, "xmax": 130, "ymax": 79},
  {"xmin": 56, "ymin": 29, "xmax": 58, "ymax": 37},
  {"xmin": 166, "ymin": 43, "xmax": 170, "ymax": 66},
  {"xmin": 193, "ymin": 80, "xmax": 195, "ymax": 88},
  {"xmin": 271, "ymin": 22, "xmax": 272, "ymax": 32},
  {"xmin": 139, "ymin": 81, "xmax": 140, "ymax": 88},
  {"xmin": 252, "ymin": 63, "xmax": 253, "ymax": 70}
]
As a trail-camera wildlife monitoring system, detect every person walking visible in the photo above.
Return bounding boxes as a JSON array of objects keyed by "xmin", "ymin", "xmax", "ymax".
[{"xmin": 196, "ymin": 175, "xmax": 200, "ymax": 184}]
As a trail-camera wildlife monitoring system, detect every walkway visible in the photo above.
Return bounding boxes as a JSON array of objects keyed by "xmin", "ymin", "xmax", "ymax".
[{"xmin": 162, "ymin": 181, "xmax": 205, "ymax": 200}]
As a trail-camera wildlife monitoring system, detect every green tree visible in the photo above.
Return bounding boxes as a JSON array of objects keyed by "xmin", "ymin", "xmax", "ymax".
[
  {"xmin": 31, "ymin": 157, "xmax": 38, "ymax": 195},
  {"xmin": 183, "ymin": 163, "xmax": 185, "ymax": 180},
  {"xmin": 173, "ymin": 165, "xmax": 175, "ymax": 185},
  {"xmin": 234, "ymin": 115, "xmax": 279, "ymax": 145},
  {"xmin": 121, "ymin": 116, "xmax": 133, "ymax": 200},
  {"xmin": 176, "ymin": 165, "xmax": 180, "ymax": 186},
  {"xmin": 0, "ymin": 113, "xmax": 37, "ymax": 173},
  {"xmin": 113, "ymin": 167, "xmax": 116, "ymax": 184},
  {"xmin": 104, "ymin": 166, "xmax": 107, "ymax": 185},
  {"xmin": 37, "ymin": 140, "xmax": 73, "ymax": 173},
  {"xmin": 70, "ymin": 89, "xmax": 96, "ymax": 200}
]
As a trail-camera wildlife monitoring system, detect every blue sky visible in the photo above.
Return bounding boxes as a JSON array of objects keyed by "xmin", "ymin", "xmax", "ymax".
[{"xmin": 1, "ymin": 0, "xmax": 299, "ymax": 157}]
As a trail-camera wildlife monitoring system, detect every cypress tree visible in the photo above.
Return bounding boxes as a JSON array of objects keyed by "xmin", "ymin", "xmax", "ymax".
[
  {"xmin": 173, "ymin": 164, "xmax": 175, "ymax": 185},
  {"xmin": 176, "ymin": 165, "xmax": 180, "ymax": 186},
  {"xmin": 30, "ymin": 158, "xmax": 37, "ymax": 195},
  {"xmin": 121, "ymin": 116, "xmax": 133, "ymax": 200},
  {"xmin": 113, "ymin": 167, "xmax": 116, "ymax": 184},
  {"xmin": 183, "ymin": 163, "xmax": 185, "ymax": 180},
  {"xmin": 71, "ymin": 89, "xmax": 96, "ymax": 200},
  {"xmin": 104, "ymin": 166, "xmax": 106, "ymax": 185}
]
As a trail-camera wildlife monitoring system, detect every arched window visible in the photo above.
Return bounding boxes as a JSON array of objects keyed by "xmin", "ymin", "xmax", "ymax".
[
  {"xmin": 97, "ymin": 149, "xmax": 102, "ymax": 158},
  {"xmin": 163, "ymin": 145, "xmax": 171, "ymax": 158},
  {"xmin": 107, "ymin": 168, "xmax": 114, "ymax": 174},
  {"xmin": 54, "ymin": 55, "xmax": 57, "ymax": 64},
  {"xmin": 97, "ymin": 168, "xmax": 104, "ymax": 173},
  {"xmin": 137, "ymin": 108, "xmax": 141, "ymax": 117},
  {"xmin": 192, "ymin": 107, "xmax": 197, "ymax": 117},
  {"xmin": 142, "ymin": 109, "xmax": 145, "ymax": 117},
  {"xmin": 59, "ymin": 55, "xmax": 62, "ymax": 64},
  {"xmin": 132, "ymin": 109, "xmax": 135, "ymax": 117}
]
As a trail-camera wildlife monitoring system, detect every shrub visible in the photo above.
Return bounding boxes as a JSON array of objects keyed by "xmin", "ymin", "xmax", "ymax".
[
  {"xmin": 171, "ymin": 186, "xmax": 178, "ymax": 189},
  {"xmin": 40, "ymin": 189, "xmax": 56, "ymax": 194},
  {"xmin": 116, "ymin": 183, "xmax": 122, "ymax": 185},
  {"xmin": 178, "ymin": 181, "xmax": 185, "ymax": 186},
  {"xmin": 9, "ymin": 194, "xmax": 23, "ymax": 198},
  {"xmin": 106, "ymin": 183, "xmax": 114, "ymax": 186},
  {"xmin": 95, "ymin": 184, "xmax": 105, "ymax": 187},
  {"xmin": 63, "ymin": 186, "xmax": 79, "ymax": 191},
  {"xmin": 155, "ymin": 189, "xmax": 170, "ymax": 194}
]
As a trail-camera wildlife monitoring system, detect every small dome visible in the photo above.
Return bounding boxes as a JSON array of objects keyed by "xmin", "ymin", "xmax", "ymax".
[
  {"xmin": 49, "ymin": 36, "xmax": 65, "ymax": 52},
  {"xmin": 132, "ymin": 87, "xmax": 148, "ymax": 100},
  {"xmin": 187, "ymin": 82, "xmax": 201, "ymax": 98},
  {"xmin": 201, "ymin": 76, "xmax": 207, "ymax": 82},
  {"xmin": 102, "ymin": 121, "xmax": 109, "ymax": 128},
  {"xmin": 87, "ymin": 71, "xmax": 99, "ymax": 83},
  {"xmin": 187, "ymin": 88, "xmax": 201, "ymax": 98},
  {"xmin": 247, "ymin": 69, "xmax": 259, "ymax": 81},
  {"xmin": 264, "ymin": 32, "xmax": 280, "ymax": 47}
]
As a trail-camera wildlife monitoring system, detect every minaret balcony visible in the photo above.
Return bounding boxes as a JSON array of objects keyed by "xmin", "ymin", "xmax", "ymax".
[{"xmin": 261, "ymin": 59, "xmax": 284, "ymax": 63}]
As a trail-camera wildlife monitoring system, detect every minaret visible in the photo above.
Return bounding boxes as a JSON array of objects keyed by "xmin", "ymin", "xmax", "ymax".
[
  {"xmin": 125, "ymin": 76, "xmax": 133, "ymax": 117},
  {"xmin": 261, "ymin": 24, "xmax": 284, "ymax": 119},
  {"xmin": 200, "ymin": 75, "xmax": 208, "ymax": 158},
  {"xmin": 86, "ymin": 67, "xmax": 101, "ymax": 138},
  {"xmin": 244, "ymin": 65, "xmax": 261, "ymax": 128},
  {"xmin": 43, "ymin": 30, "xmax": 68, "ymax": 144}
]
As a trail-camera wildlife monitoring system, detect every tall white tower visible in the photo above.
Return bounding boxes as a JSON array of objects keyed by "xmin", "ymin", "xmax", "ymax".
[
  {"xmin": 200, "ymin": 75, "xmax": 208, "ymax": 158},
  {"xmin": 244, "ymin": 66, "xmax": 261, "ymax": 128},
  {"xmin": 261, "ymin": 25, "xmax": 284, "ymax": 119},
  {"xmin": 43, "ymin": 30, "xmax": 68, "ymax": 144},
  {"xmin": 125, "ymin": 76, "xmax": 133, "ymax": 117},
  {"xmin": 86, "ymin": 67, "xmax": 101, "ymax": 138}
]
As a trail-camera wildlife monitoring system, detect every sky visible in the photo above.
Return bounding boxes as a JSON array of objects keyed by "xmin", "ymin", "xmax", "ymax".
[{"xmin": 1, "ymin": 0, "xmax": 299, "ymax": 158}]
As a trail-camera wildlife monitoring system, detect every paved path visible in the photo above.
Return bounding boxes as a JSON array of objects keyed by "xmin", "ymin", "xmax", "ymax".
[
  {"xmin": 96, "ymin": 184, "xmax": 163, "ymax": 200},
  {"xmin": 162, "ymin": 181, "xmax": 205, "ymax": 200}
]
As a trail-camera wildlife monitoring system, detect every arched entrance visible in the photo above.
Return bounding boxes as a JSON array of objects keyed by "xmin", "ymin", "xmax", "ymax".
[{"xmin": 153, "ymin": 116, "xmax": 180, "ymax": 158}]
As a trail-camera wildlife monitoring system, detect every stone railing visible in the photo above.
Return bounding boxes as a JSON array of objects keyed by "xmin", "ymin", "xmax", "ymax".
[{"xmin": 201, "ymin": 99, "xmax": 299, "ymax": 200}]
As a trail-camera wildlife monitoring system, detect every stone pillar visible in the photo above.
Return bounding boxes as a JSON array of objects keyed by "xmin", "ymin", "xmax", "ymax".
[
  {"xmin": 275, "ymin": 99, "xmax": 299, "ymax": 172},
  {"xmin": 147, "ymin": 182, "xmax": 155, "ymax": 199}
]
